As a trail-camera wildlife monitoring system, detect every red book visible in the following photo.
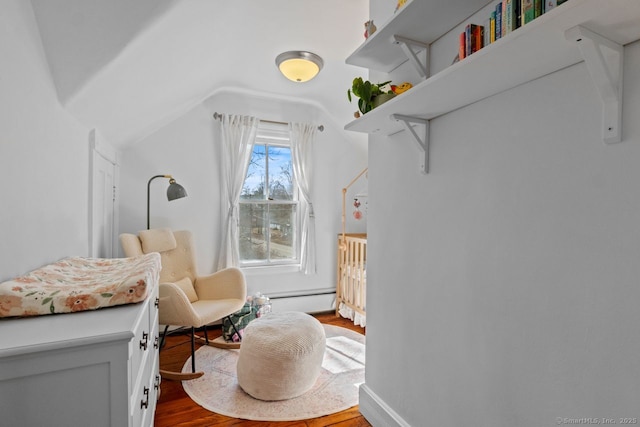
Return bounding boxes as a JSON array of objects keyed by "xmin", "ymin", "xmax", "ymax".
[
  {"xmin": 465, "ymin": 24, "xmax": 484, "ymax": 57},
  {"xmin": 472, "ymin": 25, "xmax": 484, "ymax": 52},
  {"xmin": 459, "ymin": 31, "xmax": 466, "ymax": 60}
]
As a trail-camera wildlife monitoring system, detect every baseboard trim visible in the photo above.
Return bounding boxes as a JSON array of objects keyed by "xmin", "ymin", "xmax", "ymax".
[
  {"xmin": 359, "ymin": 383, "xmax": 411, "ymax": 427},
  {"xmin": 269, "ymin": 292, "xmax": 335, "ymax": 313}
]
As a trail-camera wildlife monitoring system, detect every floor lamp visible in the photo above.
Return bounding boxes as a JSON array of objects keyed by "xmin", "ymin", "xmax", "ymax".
[{"xmin": 147, "ymin": 174, "xmax": 188, "ymax": 230}]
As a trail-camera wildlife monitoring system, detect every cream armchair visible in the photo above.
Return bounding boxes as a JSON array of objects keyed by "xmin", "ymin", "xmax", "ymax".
[{"xmin": 120, "ymin": 228, "xmax": 247, "ymax": 380}]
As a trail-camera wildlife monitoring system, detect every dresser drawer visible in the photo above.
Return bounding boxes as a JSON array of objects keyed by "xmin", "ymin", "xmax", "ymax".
[
  {"xmin": 150, "ymin": 293, "xmax": 159, "ymax": 330},
  {"xmin": 130, "ymin": 285, "xmax": 159, "ymax": 426},
  {"xmin": 132, "ymin": 347, "xmax": 160, "ymax": 427},
  {"xmin": 130, "ymin": 307, "xmax": 151, "ymax": 387}
]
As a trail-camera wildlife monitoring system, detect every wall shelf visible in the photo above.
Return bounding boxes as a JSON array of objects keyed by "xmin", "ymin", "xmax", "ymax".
[
  {"xmin": 344, "ymin": 0, "xmax": 640, "ymax": 141},
  {"xmin": 346, "ymin": 0, "xmax": 493, "ymax": 73}
]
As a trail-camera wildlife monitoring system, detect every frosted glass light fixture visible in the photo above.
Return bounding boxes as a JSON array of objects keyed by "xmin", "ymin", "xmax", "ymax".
[{"xmin": 276, "ymin": 51, "xmax": 323, "ymax": 82}]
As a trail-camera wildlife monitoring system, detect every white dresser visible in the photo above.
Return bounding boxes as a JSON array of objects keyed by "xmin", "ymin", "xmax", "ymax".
[{"xmin": 0, "ymin": 285, "xmax": 160, "ymax": 427}]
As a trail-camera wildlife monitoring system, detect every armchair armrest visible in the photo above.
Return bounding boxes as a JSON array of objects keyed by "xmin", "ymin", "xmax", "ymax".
[
  {"xmin": 194, "ymin": 267, "xmax": 247, "ymax": 302},
  {"xmin": 158, "ymin": 282, "xmax": 200, "ymax": 327}
]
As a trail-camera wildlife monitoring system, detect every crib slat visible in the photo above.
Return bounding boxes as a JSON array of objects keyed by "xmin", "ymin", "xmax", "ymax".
[{"xmin": 336, "ymin": 234, "xmax": 367, "ymax": 318}]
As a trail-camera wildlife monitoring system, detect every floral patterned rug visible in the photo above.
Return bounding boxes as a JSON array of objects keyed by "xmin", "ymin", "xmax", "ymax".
[{"xmin": 181, "ymin": 324, "xmax": 365, "ymax": 421}]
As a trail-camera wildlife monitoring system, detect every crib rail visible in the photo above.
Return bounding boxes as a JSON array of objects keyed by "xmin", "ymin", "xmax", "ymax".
[{"xmin": 336, "ymin": 233, "xmax": 367, "ymax": 317}]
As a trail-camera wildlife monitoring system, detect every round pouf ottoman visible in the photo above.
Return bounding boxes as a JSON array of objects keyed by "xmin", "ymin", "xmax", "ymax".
[{"xmin": 236, "ymin": 311, "xmax": 326, "ymax": 401}]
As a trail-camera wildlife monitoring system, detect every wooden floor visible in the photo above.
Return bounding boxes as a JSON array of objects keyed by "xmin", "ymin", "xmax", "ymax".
[{"xmin": 154, "ymin": 312, "xmax": 371, "ymax": 427}]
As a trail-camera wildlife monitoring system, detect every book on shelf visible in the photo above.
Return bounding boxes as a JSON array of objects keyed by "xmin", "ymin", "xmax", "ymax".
[
  {"xmin": 460, "ymin": 0, "xmax": 568, "ymax": 58},
  {"xmin": 474, "ymin": 25, "xmax": 484, "ymax": 52},
  {"xmin": 455, "ymin": 0, "xmax": 570, "ymax": 60},
  {"xmin": 504, "ymin": 0, "xmax": 513, "ymax": 35},
  {"xmin": 489, "ymin": 11, "xmax": 496, "ymax": 43},
  {"xmin": 504, "ymin": 0, "xmax": 521, "ymax": 34},
  {"xmin": 495, "ymin": 2, "xmax": 502, "ymax": 40},
  {"xmin": 501, "ymin": 0, "xmax": 507, "ymax": 37},
  {"xmin": 521, "ymin": 0, "xmax": 534, "ymax": 26},
  {"xmin": 544, "ymin": 0, "xmax": 557, "ymax": 12},
  {"xmin": 464, "ymin": 24, "xmax": 483, "ymax": 57},
  {"xmin": 534, "ymin": 0, "xmax": 543, "ymax": 18},
  {"xmin": 544, "ymin": 0, "xmax": 568, "ymax": 12},
  {"xmin": 465, "ymin": 25, "xmax": 471, "ymax": 57},
  {"xmin": 482, "ymin": 16, "xmax": 491, "ymax": 47}
]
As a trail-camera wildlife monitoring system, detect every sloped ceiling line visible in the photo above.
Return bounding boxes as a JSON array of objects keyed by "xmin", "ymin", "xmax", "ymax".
[{"xmin": 31, "ymin": 0, "xmax": 369, "ymax": 148}]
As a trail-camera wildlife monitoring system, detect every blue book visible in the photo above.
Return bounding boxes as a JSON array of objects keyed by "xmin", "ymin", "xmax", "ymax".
[
  {"xmin": 490, "ymin": 11, "xmax": 496, "ymax": 43},
  {"xmin": 495, "ymin": 2, "xmax": 502, "ymax": 40}
]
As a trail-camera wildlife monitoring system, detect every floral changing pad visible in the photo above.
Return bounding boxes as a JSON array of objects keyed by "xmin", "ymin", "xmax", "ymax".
[{"xmin": 0, "ymin": 253, "xmax": 161, "ymax": 318}]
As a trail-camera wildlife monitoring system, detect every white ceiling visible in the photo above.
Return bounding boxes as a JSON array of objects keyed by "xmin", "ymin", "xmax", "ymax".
[{"xmin": 30, "ymin": 0, "xmax": 370, "ymax": 148}]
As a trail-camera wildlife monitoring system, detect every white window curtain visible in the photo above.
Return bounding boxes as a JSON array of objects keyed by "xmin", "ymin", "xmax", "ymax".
[
  {"xmin": 217, "ymin": 114, "xmax": 259, "ymax": 269},
  {"xmin": 289, "ymin": 122, "xmax": 317, "ymax": 275}
]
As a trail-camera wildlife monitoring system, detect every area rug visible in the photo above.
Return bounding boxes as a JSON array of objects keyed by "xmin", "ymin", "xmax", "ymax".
[{"xmin": 181, "ymin": 324, "xmax": 365, "ymax": 421}]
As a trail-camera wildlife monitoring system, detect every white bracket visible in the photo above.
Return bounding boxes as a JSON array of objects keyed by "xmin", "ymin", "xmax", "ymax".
[
  {"xmin": 392, "ymin": 114, "xmax": 430, "ymax": 174},
  {"xmin": 392, "ymin": 35, "xmax": 430, "ymax": 79},
  {"xmin": 565, "ymin": 25, "xmax": 623, "ymax": 144}
]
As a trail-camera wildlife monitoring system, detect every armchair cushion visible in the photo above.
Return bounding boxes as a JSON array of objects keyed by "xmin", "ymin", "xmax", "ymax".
[
  {"xmin": 139, "ymin": 227, "xmax": 177, "ymax": 253},
  {"xmin": 174, "ymin": 277, "xmax": 198, "ymax": 303}
]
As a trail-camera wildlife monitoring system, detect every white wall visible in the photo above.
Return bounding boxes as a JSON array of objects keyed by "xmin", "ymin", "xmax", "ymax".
[
  {"xmin": 0, "ymin": 0, "xmax": 90, "ymax": 281},
  {"xmin": 362, "ymin": 1, "xmax": 640, "ymax": 426},
  {"xmin": 30, "ymin": 0, "xmax": 176, "ymax": 103},
  {"xmin": 119, "ymin": 88, "xmax": 368, "ymax": 310}
]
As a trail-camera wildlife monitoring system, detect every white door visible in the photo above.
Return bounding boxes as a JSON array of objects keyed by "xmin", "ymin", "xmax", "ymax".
[{"xmin": 89, "ymin": 130, "xmax": 119, "ymax": 258}]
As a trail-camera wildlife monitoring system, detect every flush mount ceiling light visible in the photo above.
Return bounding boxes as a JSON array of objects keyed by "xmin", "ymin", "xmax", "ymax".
[{"xmin": 276, "ymin": 51, "xmax": 323, "ymax": 82}]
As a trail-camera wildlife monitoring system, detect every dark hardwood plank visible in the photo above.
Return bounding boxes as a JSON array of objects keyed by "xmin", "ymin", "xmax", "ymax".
[{"xmin": 154, "ymin": 312, "xmax": 371, "ymax": 427}]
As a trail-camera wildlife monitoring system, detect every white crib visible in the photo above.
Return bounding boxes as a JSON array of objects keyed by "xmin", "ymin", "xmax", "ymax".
[{"xmin": 336, "ymin": 233, "xmax": 366, "ymax": 326}]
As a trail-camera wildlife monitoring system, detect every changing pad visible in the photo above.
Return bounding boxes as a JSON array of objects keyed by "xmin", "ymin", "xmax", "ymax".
[{"xmin": 0, "ymin": 253, "xmax": 161, "ymax": 318}]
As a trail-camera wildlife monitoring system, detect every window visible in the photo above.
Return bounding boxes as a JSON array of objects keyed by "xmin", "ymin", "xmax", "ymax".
[{"xmin": 238, "ymin": 124, "xmax": 298, "ymax": 266}]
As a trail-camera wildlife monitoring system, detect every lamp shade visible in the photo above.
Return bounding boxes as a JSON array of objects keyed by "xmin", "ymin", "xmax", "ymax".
[
  {"xmin": 276, "ymin": 51, "xmax": 323, "ymax": 82},
  {"xmin": 167, "ymin": 178, "xmax": 187, "ymax": 201},
  {"xmin": 147, "ymin": 174, "xmax": 188, "ymax": 229}
]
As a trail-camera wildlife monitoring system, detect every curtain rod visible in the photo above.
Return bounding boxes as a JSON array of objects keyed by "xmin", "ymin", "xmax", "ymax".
[{"xmin": 212, "ymin": 112, "xmax": 324, "ymax": 132}]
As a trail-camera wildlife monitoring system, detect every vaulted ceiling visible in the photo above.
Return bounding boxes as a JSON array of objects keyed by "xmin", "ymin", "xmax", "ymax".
[{"xmin": 30, "ymin": 0, "xmax": 369, "ymax": 147}]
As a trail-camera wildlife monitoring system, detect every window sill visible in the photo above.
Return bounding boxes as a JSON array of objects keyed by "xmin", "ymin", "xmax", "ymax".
[{"xmin": 241, "ymin": 264, "xmax": 301, "ymax": 276}]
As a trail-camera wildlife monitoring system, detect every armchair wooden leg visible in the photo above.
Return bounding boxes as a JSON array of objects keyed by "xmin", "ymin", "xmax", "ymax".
[
  {"xmin": 158, "ymin": 325, "xmax": 204, "ymax": 381},
  {"xmin": 159, "ymin": 369, "xmax": 203, "ymax": 381},
  {"xmin": 190, "ymin": 326, "xmax": 196, "ymax": 373},
  {"xmin": 159, "ymin": 324, "xmax": 170, "ymax": 350},
  {"xmin": 199, "ymin": 315, "xmax": 243, "ymax": 349}
]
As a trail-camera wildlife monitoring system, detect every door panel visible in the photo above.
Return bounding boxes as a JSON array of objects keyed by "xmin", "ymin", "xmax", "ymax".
[{"xmin": 89, "ymin": 130, "xmax": 119, "ymax": 258}]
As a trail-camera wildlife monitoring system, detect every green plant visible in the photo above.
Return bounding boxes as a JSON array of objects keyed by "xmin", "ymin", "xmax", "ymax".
[{"xmin": 347, "ymin": 77, "xmax": 392, "ymax": 114}]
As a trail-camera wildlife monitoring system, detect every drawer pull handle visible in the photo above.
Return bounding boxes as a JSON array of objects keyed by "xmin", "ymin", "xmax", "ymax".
[
  {"xmin": 155, "ymin": 375, "xmax": 162, "ymax": 400},
  {"xmin": 154, "ymin": 335, "xmax": 159, "ymax": 349},
  {"xmin": 140, "ymin": 332, "xmax": 148, "ymax": 351},
  {"xmin": 140, "ymin": 386, "xmax": 149, "ymax": 409},
  {"xmin": 155, "ymin": 297, "xmax": 160, "ymax": 308}
]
